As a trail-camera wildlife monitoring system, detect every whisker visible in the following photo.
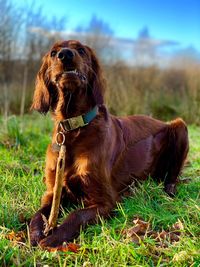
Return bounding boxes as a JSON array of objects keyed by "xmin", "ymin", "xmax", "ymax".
[
  {"xmin": 84, "ymin": 84, "xmax": 88, "ymax": 97},
  {"xmin": 66, "ymin": 92, "xmax": 72, "ymax": 114},
  {"xmin": 82, "ymin": 63, "xmax": 100, "ymax": 83}
]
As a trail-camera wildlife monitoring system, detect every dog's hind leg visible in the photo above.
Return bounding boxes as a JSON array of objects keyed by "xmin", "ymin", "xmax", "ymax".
[{"xmin": 152, "ymin": 118, "xmax": 189, "ymax": 196}]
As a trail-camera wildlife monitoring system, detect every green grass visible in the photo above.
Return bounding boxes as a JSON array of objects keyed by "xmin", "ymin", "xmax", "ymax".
[{"xmin": 0, "ymin": 114, "xmax": 199, "ymax": 267}]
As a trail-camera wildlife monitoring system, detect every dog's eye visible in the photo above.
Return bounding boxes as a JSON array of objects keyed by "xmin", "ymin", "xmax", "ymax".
[
  {"xmin": 50, "ymin": 50, "xmax": 57, "ymax": 57},
  {"xmin": 77, "ymin": 47, "xmax": 85, "ymax": 55}
]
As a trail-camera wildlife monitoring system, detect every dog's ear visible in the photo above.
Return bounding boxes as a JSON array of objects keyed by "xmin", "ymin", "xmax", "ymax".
[
  {"xmin": 31, "ymin": 54, "xmax": 51, "ymax": 114},
  {"xmin": 86, "ymin": 46, "xmax": 105, "ymax": 105}
]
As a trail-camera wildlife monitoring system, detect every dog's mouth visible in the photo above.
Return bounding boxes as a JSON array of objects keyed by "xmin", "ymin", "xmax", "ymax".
[
  {"xmin": 62, "ymin": 69, "xmax": 87, "ymax": 82},
  {"xmin": 52, "ymin": 68, "xmax": 87, "ymax": 89}
]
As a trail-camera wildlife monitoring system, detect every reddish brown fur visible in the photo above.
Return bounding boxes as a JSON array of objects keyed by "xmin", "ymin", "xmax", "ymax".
[{"xmin": 30, "ymin": 40, "xmax": 189, "ymax": 248}]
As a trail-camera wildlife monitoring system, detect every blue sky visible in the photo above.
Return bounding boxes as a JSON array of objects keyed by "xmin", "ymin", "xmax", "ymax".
[{"xmin": 16, "ymin": 0, "xmax": 200, "ymax": 51}]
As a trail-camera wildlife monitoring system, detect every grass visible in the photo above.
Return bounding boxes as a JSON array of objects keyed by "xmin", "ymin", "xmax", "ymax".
[{"xmin": 0, "ymin": 114, "xmax": 199, "ymax": 267}]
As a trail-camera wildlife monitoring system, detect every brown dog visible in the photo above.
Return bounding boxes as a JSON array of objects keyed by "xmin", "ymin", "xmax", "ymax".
[{"xmin": 30, "ymin": 40, "xmax": 189, "ymax": 248}]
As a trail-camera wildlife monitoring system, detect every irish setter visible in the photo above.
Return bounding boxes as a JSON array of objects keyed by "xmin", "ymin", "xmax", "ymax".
[{"xmin": 30, "ymin": 40, "xmax": 189, "ymax": 248}]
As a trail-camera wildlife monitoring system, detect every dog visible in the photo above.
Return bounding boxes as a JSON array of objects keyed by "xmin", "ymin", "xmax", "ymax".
[{"xmin": 30, "ymin": 40, "xmax": 189, "ymax": 248}]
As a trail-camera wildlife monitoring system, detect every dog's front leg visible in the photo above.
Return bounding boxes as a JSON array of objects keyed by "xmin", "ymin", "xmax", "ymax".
[
  {"xmin": 30, "ymin": 147, "xmax": 58, "ymax": 246},
  {"xmin": 39, "ymin": 205, "xmax": 112, "ymax": 248},
  {"xmin": 29, "ymin": 198, "xmax": 52, "ymax": 246}
]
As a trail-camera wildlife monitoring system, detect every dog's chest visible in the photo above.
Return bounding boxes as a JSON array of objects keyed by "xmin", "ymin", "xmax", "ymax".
[{"xmin": 62, "ymin": 153, "xmax": 89, "ymax": 200}]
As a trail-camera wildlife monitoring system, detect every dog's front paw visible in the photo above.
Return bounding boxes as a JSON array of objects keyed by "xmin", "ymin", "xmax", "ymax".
[
  {"xmin": 29, "ymin": 213, "xmax": 45, "ymax": 246},
  {"xmin": 39, "ymin": 233, "xmax": 63, "ymax": 248},
  {"xmin": 30, "ymin": 229, "xmax": 45, "ymax": 246}
]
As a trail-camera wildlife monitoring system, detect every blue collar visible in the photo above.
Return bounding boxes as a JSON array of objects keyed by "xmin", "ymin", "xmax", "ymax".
[{"xmin": 59, "ymin": 105, "xmax": 98, "ymax": 132}]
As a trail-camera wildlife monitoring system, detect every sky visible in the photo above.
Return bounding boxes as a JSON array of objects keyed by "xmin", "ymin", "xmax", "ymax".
[{"xmin": 14, "ymin": 0, "xmax": 200, "ymax": 52}]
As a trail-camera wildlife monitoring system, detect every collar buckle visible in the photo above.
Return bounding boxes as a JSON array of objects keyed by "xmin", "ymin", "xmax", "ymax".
[
  {"xmin": 68, "ymin": 115, "xmax": 87, "ymax": 130},
  {"xmin": 60, "ymin": 115, "xmax": 87, "ymax": 131},
  {"xmin": 59, "ymin": 105, "xmax": 98, "ymax": 132}
]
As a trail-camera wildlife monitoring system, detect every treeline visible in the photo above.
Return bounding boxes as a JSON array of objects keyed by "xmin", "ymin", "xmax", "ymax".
[
  {"xmin": 0, "ymin": 0, "xmax": 200, "ymax": 124},
  {"xmin": 0, "ymin": 0, "xmax": 66, "ymax": 117}
]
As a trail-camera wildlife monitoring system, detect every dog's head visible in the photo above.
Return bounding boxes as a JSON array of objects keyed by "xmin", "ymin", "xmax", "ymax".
[{"xmin": 31, "ymin": 40, "xmax": 105, "ymax": 114}]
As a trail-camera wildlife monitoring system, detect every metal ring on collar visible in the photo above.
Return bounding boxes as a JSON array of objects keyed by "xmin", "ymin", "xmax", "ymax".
[{"xmin": 56, "ymin": 132, "xmax": 65, "ymax": 146}]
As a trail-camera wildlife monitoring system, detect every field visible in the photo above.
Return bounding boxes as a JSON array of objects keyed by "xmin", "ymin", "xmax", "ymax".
[{"xmin": 0, "ymin": 114, "xmax": 199, "ymax": 267}]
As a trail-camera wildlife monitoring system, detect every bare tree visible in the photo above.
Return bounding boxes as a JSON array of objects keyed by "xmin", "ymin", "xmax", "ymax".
[
  {"xmin": 133, "ymin": 27, "xmax": 158, "ymax": 66},
  {"xmin": 76, "ymin": 15, "xmax": 114, "ymax": 62},
  {"xmin": 0, "ymin": 0, "xmax": 67, "ymax": 116},
  {"xmin": 0, "ymin": 0, "xmax": 22, "ymax": 117}
]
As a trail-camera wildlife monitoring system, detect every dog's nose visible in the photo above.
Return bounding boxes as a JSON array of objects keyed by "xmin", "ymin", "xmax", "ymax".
[{"xmin": 57, "ymin": 49, "xmax": 74, "ymax": 62}]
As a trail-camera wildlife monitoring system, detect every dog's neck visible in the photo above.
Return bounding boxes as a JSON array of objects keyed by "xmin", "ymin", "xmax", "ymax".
[{"xmin": 53, "ymin": 87, "xmax": 96, "ymax": 122}]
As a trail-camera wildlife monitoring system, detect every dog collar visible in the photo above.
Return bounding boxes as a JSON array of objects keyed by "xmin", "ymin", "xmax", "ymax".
[{"xmin": 59, "ymin": 105, "xmax": 98, "ymax": 132}]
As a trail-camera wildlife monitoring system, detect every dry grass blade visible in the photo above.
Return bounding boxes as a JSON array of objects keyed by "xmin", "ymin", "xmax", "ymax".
[
  {"xmin": 124, "ymin": 217, "xmax": 184, "ymax": 247},
  {"xmin": 46, "ymin": 243, "xmax": 80, "ymax": 253},
  {"xmin": 3, "ymin": 230, "xmax": 27, "ymax": 246}
]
